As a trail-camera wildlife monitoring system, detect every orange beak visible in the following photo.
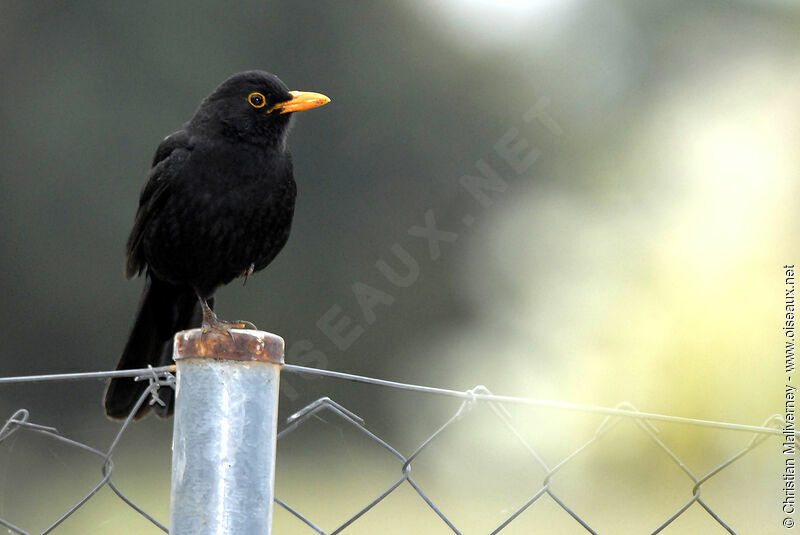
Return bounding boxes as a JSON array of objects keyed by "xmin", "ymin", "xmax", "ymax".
[{"xmin": 269, "ymin": 91, "xmax": 330, "ymax": 114}]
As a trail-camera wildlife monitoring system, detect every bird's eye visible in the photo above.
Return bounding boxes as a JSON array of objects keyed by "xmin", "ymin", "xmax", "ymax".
[{"xmin": 248, "ymin": 92, "xmax": 266, "ymax": 108}]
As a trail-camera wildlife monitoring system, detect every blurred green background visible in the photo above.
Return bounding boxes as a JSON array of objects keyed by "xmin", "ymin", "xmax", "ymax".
[{"xmin": 0, "ymin": 0, "xmax": 798, "ymax": 533}]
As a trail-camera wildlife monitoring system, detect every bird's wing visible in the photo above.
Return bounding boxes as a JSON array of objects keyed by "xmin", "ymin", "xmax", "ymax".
[
  {"xmin": 125, "ymin": 130, "xmax": 192, "ymax": 278},
  {"xmin": 151, "ymin": 129, "xmax": 190, "ymax": 167}
]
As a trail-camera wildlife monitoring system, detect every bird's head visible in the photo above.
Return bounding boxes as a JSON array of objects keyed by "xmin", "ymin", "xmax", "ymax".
[{"xmin": 190, "ymin": 70, "xmax": 330, "ymax": 147}]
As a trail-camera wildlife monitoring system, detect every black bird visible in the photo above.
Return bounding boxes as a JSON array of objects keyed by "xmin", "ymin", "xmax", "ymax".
[{"xmin": 104, "ymin": 71, "xmax": 329, "ymax": 420}]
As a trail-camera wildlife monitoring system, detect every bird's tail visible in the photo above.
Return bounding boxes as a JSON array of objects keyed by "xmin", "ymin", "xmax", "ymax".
[{"xmin": 104, "ymin": 273, "xmax": 205, "ymax": 420}]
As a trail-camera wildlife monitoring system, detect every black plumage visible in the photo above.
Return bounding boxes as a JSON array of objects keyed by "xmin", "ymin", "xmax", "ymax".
[{"xmin": 104, "ymin": 71, "xmax": 329, "ymax": 420}]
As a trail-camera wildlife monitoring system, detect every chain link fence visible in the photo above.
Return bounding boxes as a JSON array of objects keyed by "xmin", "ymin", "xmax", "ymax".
[{"xmin": 0, "ymin": 364, "xmax": 783, "ymax": 534}]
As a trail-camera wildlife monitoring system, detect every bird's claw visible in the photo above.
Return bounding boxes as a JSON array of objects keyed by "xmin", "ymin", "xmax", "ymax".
[{"xmin": 223, "ymin": 319, "xmax": 257, "ymax": 330}]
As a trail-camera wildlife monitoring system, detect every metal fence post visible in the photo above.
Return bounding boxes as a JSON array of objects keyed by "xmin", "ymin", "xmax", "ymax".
[{"xmin": 168, "ymin": 328, "xmax": 284, "ymax": 535}]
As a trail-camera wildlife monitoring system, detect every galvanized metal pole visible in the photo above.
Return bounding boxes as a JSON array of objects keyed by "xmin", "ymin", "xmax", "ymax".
[{"xmin": 169, "ymin": 328, "xmax": 284, "ymax": 535}]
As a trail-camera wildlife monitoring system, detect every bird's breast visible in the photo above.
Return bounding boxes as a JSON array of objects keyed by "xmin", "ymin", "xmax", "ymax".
[{"xmin": 143, "ymin": 142, "xmax": 296, "ymax": 294}]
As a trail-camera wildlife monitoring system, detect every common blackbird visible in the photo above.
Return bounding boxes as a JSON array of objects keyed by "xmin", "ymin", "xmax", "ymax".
[{"xmin": 104, "ymin": 71, "xmax": 329, "ymax": 420}]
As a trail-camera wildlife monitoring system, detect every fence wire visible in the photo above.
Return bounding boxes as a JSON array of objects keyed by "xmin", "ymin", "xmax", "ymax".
[{"xmin": 0, "ymin": 364, "xmax": 783, "ymax": 534}]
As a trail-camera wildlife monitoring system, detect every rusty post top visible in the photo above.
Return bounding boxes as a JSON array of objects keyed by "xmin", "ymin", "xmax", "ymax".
[{"xmin": 173, "ymin": 328, "xmax": 284, "ymax": 364}]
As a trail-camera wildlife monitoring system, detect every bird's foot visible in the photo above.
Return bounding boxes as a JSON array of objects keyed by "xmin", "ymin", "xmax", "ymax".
[
  {"xmin": 242, "ymin": 263, "xmax": 255, "ymax": 286},
  {"xmin": 203, "ymin": 317, "xmax": 258, "ymax": 332},
  {"xmin": 201, "ymin": 315, "xmax": 258, "ymax": 341},
  {"xmin": 198, "ymin": 297, "xmax": 257, "ymax": 344}
]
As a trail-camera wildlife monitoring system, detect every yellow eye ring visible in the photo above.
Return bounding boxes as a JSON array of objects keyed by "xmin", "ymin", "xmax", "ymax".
[{"xmin": 248, "ymin": 92, "xmax": 266, "ymax": 108}]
